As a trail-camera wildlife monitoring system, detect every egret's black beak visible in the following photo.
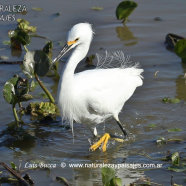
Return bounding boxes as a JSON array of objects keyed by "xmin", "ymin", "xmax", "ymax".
[{"xmin": 52, "ymin": 44, "xmax": 71, "ymax": 64}]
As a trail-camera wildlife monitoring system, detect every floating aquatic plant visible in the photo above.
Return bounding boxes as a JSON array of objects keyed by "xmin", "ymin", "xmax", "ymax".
[
  {"xmin": 162, "ymin": 97, "xmax": 180, "ymax": 104},
  {"xmin": 168, "ymin": 152, "xmax": 186, "ymax": 172},
  {"xmin": 3, "ymin": 75, "xmax": 33, "ymax": 125},
  {"xmin": 174, "ymin": 39, "xmax": 186, "ymax": 63},
  {"xmin": 101, "ymin": 168, "xmax": 122, "ymax": 186},
  {"xmin": 22, "ymin": 41, "xmax": 55, "ymax": 103},
  {"xmin": 91, "ymin": 7, "xmax": 103, "ymax": 11},
  {"xmin": 116, "ymin": 1, "xmax": 138, "ymax": 23},
  {"xmin": 26, "ymin": 102, "xmax": 58, "ymax": 121},
  {"xmin": 8, "ymin": 19, "xmax": 36, "ymax": 51}
]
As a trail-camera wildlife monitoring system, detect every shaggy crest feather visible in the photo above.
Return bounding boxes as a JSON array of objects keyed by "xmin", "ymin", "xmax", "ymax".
[{"xmin": 96, "ymin": 50, "xmax": 139, "ymax": 69}]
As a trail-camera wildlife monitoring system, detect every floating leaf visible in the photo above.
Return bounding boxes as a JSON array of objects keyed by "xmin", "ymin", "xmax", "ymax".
[
  {"xmin": 91, "ymin": 6, "xmax": 103, "ymax": 11},
  {"xmin": 10, "ymin": 162, "xmax": 17, "ymax": 170},
  {"xmin": 168, "ymin": 165, "xmax": 186, "ymax": 172},
  {"xmin": 156, "ymin": 137, "xmax": 167, "ymax": 145},
  {"xmin": 32, "ymin": 7, "xmax": 43, "ymax": 11},
  {"xmin": 174, "ymin": 39, "xmax": 186, "ymax": 63},
  {"xmin": 148, "ymin": 124, "xmax": 157, "ymax": 128},
  {"xmin": 170, "ymin": 98, "xmax": 181, "ymax": 103},
  {"xmin": 162, "ymin": 97, "xmax": 180, "ymax": 104},
  {"xmin": 110, "ymin": 177, "xmax": 122, "ymax": 186},
  {"xmin": 23, "ymin": 50, "xmax": 51, "ymax": 77},
  {"xmin": 168, "ymin": 128, "xmax": 183, "ymax": 132},
  {"xmin": 2, "ymin": 40, "xmax": 10, "ymax": 45},
  {"xmin": 116, "ymin": 1, "xmax": 138, "ymax": 22},
  {"xmin": 102, "ymin": 168, "xmax": 115, "ymax": 186},
  {"xmin": 171, "ymin": 152, "xmax": 180, "ymax": 166}
]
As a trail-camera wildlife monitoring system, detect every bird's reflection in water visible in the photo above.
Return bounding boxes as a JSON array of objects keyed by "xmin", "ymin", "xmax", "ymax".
[
  {"xmin": 115, "ymin": 25, "xmax": 138, "ymax": 46},
  {"xmin": 176, "ymin": 63, "xmax": 186, "ymax": 101}
]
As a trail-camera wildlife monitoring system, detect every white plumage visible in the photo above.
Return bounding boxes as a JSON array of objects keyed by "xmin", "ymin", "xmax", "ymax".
[{"xmin": 53, "ymin": 23, "xmax": 143, "ymax": 145}]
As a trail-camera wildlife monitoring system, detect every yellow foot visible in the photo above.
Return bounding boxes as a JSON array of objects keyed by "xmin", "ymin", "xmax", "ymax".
[{"xmin": 90, "ymin": 133, "xmax": 110, "ymax": 152}]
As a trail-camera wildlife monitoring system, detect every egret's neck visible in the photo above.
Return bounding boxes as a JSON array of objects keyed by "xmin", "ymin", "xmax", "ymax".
[{"xmin": 61, "ymin": 43, "xmax": 89, "ymax": 84}]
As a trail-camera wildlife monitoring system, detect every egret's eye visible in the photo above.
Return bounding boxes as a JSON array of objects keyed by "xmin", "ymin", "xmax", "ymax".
[{"xmin": 75, "ymin": 38, "xmax": 79, "ymax": 42}]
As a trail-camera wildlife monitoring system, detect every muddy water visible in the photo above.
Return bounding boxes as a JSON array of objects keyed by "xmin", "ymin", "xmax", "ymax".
[{"xmin": 0, "ymin": 0, "xmax": 186, "ymax": 185}]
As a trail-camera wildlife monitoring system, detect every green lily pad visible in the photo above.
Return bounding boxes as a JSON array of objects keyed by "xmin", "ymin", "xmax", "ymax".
[
  {"xmin": 116, "ymin": 1, "xmax": 138, "ymax": 22},
  {"xmin": 168, "ymin": 128, "xmax": 183, "ymax": 132},
  {"xmin": 174, "ymin": 39, "xmax": 186, "ymax": 63},
  {"xmin": 23, "ymin": 50, "xmax": 51, "ymax": 78}
]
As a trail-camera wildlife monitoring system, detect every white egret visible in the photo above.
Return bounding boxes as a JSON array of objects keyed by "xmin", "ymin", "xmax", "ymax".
[{"xmin": 53, "ymin": 23, "xmax": 143, "ymax": 152}]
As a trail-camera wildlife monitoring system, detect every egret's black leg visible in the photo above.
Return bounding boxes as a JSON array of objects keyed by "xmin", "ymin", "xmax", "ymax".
[{"xmin": 116, "ymin": 120, "xmax": 128, "ymax": 138}]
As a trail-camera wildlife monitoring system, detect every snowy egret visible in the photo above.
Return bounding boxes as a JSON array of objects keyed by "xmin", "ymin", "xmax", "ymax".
[{"xmin": 53, "ymin": 23, "xmax": 143, "ymax": 152}]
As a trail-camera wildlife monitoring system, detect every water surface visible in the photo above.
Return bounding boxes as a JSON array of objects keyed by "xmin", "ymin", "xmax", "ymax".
[{"xmin": 0, "ymin": 0, "xmax": 186, "ymax": 185}]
